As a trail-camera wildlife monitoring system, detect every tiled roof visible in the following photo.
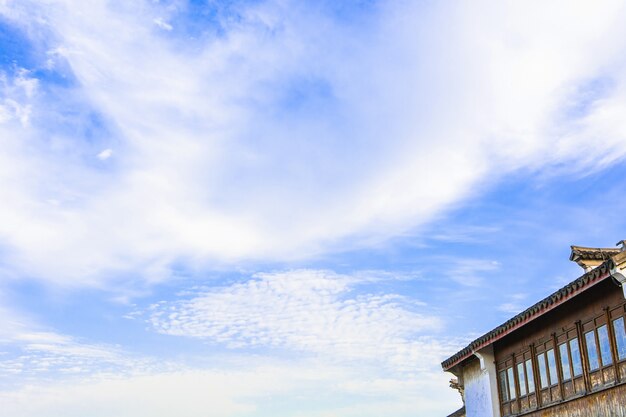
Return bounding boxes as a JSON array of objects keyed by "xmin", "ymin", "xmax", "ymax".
[
  {"xmin": 441, "ymin": 259, "xmax": 614, "ymax": 371},
  {"xmin": 446, "ymin": 406, "xmax": 466, "ymax": 417},
  {"xmin": 570, "ymin": 245, "xmax": 620, "ymax": 261}
]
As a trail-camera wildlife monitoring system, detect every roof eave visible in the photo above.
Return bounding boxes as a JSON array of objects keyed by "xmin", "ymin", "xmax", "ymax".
[{"xmin": 441, "ymin": 260, "xmax": 613, "ymax": 371}]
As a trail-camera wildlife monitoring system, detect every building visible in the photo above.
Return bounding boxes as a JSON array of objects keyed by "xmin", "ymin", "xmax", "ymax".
[{"xmin": 441, "ymin": 242, "xmax": 626, "ymax": 417}]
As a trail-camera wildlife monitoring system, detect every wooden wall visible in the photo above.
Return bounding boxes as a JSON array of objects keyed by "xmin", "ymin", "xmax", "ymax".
[
  {"xmin": 493, "ymin": 278, "xmax": 626, "ymax": 416},
  {"xmin": 522, "ymin": 382, "xmax": 626, "ymax": 417},
  {"xmin": 494, "ymin": 279, "xmax": 625, "ymax": 362}
]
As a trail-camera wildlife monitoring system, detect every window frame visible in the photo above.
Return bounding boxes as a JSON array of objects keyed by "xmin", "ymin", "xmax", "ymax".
[
  {"xmin": 496, "ymin": 304, "xmax": 626, "ymax": 417},
  {"xmin": 612, "ymin": 316, "xmax": 626, "ymax": 362}
]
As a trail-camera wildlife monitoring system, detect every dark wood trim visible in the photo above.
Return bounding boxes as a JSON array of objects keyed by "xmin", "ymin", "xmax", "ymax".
[
  {"xmin": 497, "ymin": 367, "xmax": 506, "ymax": 417},
  {"xmin": 519, "ymin": 354, "xmax": 529, "ymax": 397},
  {"xmin": 576, "ymin": 320, "xmax": 592, "ymax": 392},
  {"xmin": 592, "ymin": 319, "xmax": 608, "ymax": 385},
  {"xmin": 512, "ymin": 353, "xmax": 521, "ymax": 411},
  {"xmin": 605, "ymin": 307, "xmax": 620, "ymax": 383},
  {"xmin": 530, "ymin": 343, "xmax": 541, "ymax": 409},
  {"xmin": 566, "ymin": 336, "xmax": 575, "ymax": 383},
  {"xmin": 553, "ymin": 332, "xmax": 565, "ymax": 400}
]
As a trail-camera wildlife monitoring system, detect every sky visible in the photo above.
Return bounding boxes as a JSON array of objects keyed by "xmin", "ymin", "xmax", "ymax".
[{"xmin": 1, "ymin": 0, "xmax": 626, "ymax": 416}]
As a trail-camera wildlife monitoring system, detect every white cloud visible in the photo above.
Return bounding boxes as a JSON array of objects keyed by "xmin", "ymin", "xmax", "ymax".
[
  {"xmin": 148, "ymin": 269, "xmax": 451, "ymax": 372},
  {"xmin": 497, "ymin": 293, "xmax": 529, "ymax": 314},
  {"xmin": 153, "ymin": 17, "xmax": 172, "ymax": 31},
  {"xmin": 0, "ymin": 279, "xmax": 461, "ymax": 416},
  {"xmin": 0, "ymin": 293, "xmax": 158, "ymax": 387},
  {"xmin": 0, "ymin": 70, "xmax": 35, "ymax": 126},
  {"xmin": 446, "ymin": 258, "xmax": 501, "ymax": 287},
  {"xmin": 96, "ymin": 148, "xmax": 113, "ymax": 160},
  {"xmin": 428, "ymin": 225, "xmax": 501, "ymax": 244},
  {"xmin": 0, "ymin": 369, "xmax": 258, "ymax": 417},
  {"xmin": 0, "ymin": 360, "xmax": 460, "ymax": 417},
  {"xmin": 0, "ymin": 330, "xmax": 154, "ymax": 380},
  {"xmin": 0, "ymin": 0, "xmax": 626, "ymax": 287}
]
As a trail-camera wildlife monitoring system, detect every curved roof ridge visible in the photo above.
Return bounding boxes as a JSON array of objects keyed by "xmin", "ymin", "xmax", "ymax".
[{"xmin": 569, "ymin": 245, "xmax": 620, "ymax": 261}]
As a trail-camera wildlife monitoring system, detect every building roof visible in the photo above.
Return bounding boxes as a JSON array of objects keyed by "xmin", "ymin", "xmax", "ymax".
[
  {"xmin": 441, "ymin": 257, "xmax": 616, "ymax": 371},
  {"xmin": 569, "ymin": 245, "xmax": 620, "ymax": 262},
  {"xmin": 569, "ymin": 245, "xmax": 621, "ymax": 271}
]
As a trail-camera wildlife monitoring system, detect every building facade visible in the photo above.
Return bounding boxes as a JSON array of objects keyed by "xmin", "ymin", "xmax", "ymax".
[{"xmin": 442, "ymin": 243, "xmax": 626, "ymax": 417}]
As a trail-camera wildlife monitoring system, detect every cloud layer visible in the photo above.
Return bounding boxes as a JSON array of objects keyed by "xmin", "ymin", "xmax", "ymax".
[
  {"xmin": 4, "ymin": 3, "xmax": 626, "ymax": 415},
  {"xmin": 1, "ymin": 0, "xmax": 626, "ymax": 289},
  {"xmin": 0, "ymin": 360, "xmax": 457, "ymax": 417},
  {"xmin": 0, "ymin": 271, "xmax": 460, "ymax": 417},
  {"xmin": 0, "ymin": 297, "xmax": 160, "ymax": 389},
  {"xmin": 148, "ymin": 269, "xmax": 450, "ymax": 372}
]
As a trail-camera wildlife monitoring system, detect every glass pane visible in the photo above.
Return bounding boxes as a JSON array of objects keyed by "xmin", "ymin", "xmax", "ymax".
[
  {"xmin": 585, "ymin": 330, "xmax": 600, "ymax": 371},
  {"xmin": 547, "ymin": 349, "xmax": 558, "ymax": 385},
  {"xmin": 499, "ymin": 370, "xmax": 509, "ymax": 402},
  {"xmin": 507, "ymin": 367, "xmax": 517, "ymax": 399},
  {"xmin": 598, "ymin": 325, "xmax": 613, "ymax": 366},
  {"xmin": 559, "ymin": 343, "xmax": 571, "ymax": 380},
  {"xmin": 613, "ymin": 317, "xmax": 626, "ymax": 361},
  {"xmin": 537, "ymin": 352, "xmax": 549, "ymax": 388},
  {"xmin": 569, "ymin": 338, "xmax": 583, "ymax": 377},
  {"xmin": 517, "ymin": 362, "xmax": 527, "ymax": 396},
  {"xmin": 525, "ymin": 359, "xmax": 535, "ymax": 393}
]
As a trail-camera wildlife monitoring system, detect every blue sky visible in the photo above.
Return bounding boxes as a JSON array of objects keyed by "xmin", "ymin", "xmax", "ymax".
[{"xmin": 1, "ymin": 0, "xmax": 626, "ymax": 416}]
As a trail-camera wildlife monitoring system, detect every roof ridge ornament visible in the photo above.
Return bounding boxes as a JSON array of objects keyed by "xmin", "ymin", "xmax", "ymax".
[
  {"xmin": 610, "ymin": 250, "xmax": 626, "ymax": 298},
  {"xmin": 570, "ymin": 244, "xmax": 620, "ymax": 272}
]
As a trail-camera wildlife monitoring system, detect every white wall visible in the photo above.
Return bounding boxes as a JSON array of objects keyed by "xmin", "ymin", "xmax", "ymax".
[{"xmin": 462, "ymin": 346, "xmax": 500, "ymax": 417}]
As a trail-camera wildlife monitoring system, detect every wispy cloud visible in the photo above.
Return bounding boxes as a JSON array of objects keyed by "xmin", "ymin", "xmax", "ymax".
[
  {"xmin": 497, "ymin": 293, "xmax": 529, "ymax": 314},
  {"xmin": 0, "ymin": 0, "xmax": 625, "ymax": 288},
  {"xmin": 428, "ymin": 225, "xmax": 501, "ymax": 244},
  {"xmin": 0, "ymin": 329, "xmax": 164, "ymax": 382},
  {"xmin": 0, "ymin": 279, "xmax": 461, "ymax": 416},
  {"xmin": 96, "ymin": 148, "xmax": 113, "ymax": 160},
  {"xmin": 153, "ymin": 17, "xmax": 173, "ymax": 32},
  {"xmin": 0, "ymin": 334, "xmax": 154, "ymax": 389},
  {"xmin": 0, "ymin": 359, "xmax": 458, "ymax": 417},
  {"xmin": 0, "ymin": 293, "xmax": 161, "ymax": 388},
  {"xmin": 446, "ymin": 258, "xmax": 501, "ymax": 287},
  {"xmin": 148, "ymin": 270, "xmax": 451, "ymax": 372},
  {"xmin": 5, "ymin": 3, "xmax": 623, "ymax": 415}
]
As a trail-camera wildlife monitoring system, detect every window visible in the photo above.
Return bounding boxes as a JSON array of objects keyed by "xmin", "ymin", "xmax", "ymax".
[
  {"xmin": 507, "ymin": 367, "xmax": 517, "ymax": 400},
  {"xmin": 498, "ymin": 364, "xmax": 522, "ymax": 405},
  {"xmin": 525, "ymin": 359, "xmax": 535, "ymax": 393},
  {"xmin": 585, "ymin": 330, "xmax": 600, "ymax": 371},
  {"xmin": 496, "ymin": 311, "xmax": 626, "ymax": 416},
  {"xmin": 517, "ymin": 363, "xmax": 527, "ymax": 396},
  {"xmin": 499, "ymin": 370, "xmax": 509, "ymax": 402},
  {"xmin": 547, "ymin": 349, "xmax": 558, "ymax": 385},
  {"xmin": 598, "ymin": 325, "xmax": 613, "ymax": 366},
  {"xmin": 569, "ymin": 338, "xmax": 583, "ymax": 377},
  {"xmin": 559, "ymin": 343, "xmax": 571, "ymax": 380},
  {"xmin": 613, "ymin": 317, "xmax": 626, "ymax": 361},
  {"xmin": 537, "ymin": 352, "xmax": 549, "ymax": 388}
]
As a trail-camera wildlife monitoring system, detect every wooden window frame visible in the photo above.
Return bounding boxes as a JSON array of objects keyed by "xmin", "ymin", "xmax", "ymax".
[{"xmin": 496, "ymin": 300, "xmax": 626, "ymax": 416}]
